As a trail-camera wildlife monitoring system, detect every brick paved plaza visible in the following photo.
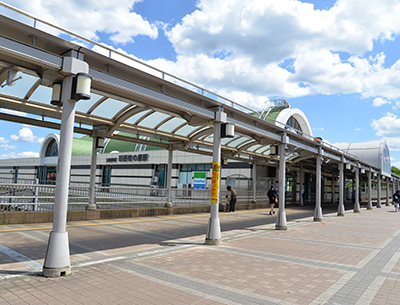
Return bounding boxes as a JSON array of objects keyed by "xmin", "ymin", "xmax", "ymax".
[{"xmin": 1, "ymin": 204, "xmax": 400, "ymax": 304}]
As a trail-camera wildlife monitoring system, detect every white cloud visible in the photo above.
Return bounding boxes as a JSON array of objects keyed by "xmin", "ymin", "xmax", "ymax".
[
  {"xmin": 6, "ymin": 0, "xmax": 400, "ymax": 107},
  {"xmin": 0, "ymin": 151, "xmax": 39, "ymax": 159},
  {"xmin": 0, "ymin": 137, "xmax": 8, "ymax": 144},
  {"xmin": 3, "ymin": 0, "xmax": 158, "ymax": 44},
  {"xmin": 355, "ymin": 128, "xmax": 361, "ymax": 131},
  {"xmin": 0, "ymin": 144, "xmax": 17, "ymax": 150},
  {"xmin": 10, "ymin": 127, "xmax": 37, "ymax": 143},
  {"xmin": 372, "ymin": 97, "xmax": 390, "ymax": 107},
  {"xmin": 371, "ymin": 113, "xmax": 400, "ymax": 152}
]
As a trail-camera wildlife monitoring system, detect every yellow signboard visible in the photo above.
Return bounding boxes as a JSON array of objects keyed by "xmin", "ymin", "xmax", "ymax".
[{"xmin": 211, "ymin": 162, "xmax": 220, "ymax": 203}]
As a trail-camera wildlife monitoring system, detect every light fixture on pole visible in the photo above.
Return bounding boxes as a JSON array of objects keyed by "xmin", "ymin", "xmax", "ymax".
[
  {"xmin": 96, "ymin": 137, "xmax": 105, "ymax": 149},
  {"xmin": 50, "ymin": 82, "xmax": 62, "ymax": 106},
  {"xmin": 50, "ymin": 73, "xmax": 92, "ymax": 106},
  {"xmin": 220, "ymin": 122, "xmax": 235, "ymax": 138},
  {"xmin": 72, "ymin": 73, "xmax": 92, "ymax": 101}
]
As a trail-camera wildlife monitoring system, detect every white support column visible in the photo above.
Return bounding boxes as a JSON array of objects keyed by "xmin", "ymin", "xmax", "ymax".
[
  {"xmin": 43, "ymin": 55, "xmax": 89, "ymax": 277},
  {"xmin": 299, "ymin": 164, "xmax": 304, "ymax": 206},
  {"xmin": 377, "ymin": 174, "xmax": 382, "ymax": 208},
  {"xmin": 252, "ymin": 162, "xmax": 257, "ymax": 203},
  {"xmin": 43, "ymin": 75, "xmax": 75, "ymax": 277},
  {"xmin": 338, "ymin": 161, "xmax": 345, "ymax": 216},
  {"xmin": 367, "ymin": 169, "xmax": 373, "ymax": 210},
  {"xmin": 86, "ymin": 135, "xmax": 98, "ymax": 211},
  {"xmin": 314, "ymin": 150, "xmax": 323, "ymax": 221},
  {"xmin": 386, "ymin": 177, "xmax": 390, "ymax": 206},
  {"xmin": 205, "ymin": 110, "xmax": 224, "ymax": 245},
  {"xmin": 165, "ymin": 146, "xmax": 173, "ymax": 207},
  {"xmin": 354, "ymin": 167, "xmax": 361, "ymax": 213},
  {"xmin": 276, "ymin": 134, "xmax": 287, "ymax": 230}
]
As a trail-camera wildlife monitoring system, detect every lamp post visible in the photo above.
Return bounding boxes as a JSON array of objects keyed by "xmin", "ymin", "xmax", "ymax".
[
  {"xmin": 43, "ymin": 54, "xmax": 91, "ymax": 277},
  {"xmin": 205, "ymin": 110, "xmax": 234, "ymax": 245}
]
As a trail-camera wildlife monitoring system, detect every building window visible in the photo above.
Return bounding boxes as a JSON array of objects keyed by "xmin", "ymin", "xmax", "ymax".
[
  {"xmin": 286, "ymin": 116, "xmax": 302, "ymax": 132},
  {"xmin": 45, "ymin": 139, "xmax": 58, "ymax": 157}
]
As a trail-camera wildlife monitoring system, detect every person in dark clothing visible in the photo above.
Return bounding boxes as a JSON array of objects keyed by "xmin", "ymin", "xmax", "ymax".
[
  {"xmin": 227, "ymin": 185, "xmax": 237, "ymax": 212},
  {"xmin": 267, "ymin": 185, "xmax": 278, "ymax": 215}
]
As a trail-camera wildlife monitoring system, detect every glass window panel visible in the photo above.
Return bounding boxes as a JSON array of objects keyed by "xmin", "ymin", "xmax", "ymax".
[
  {"xmin": 75, "ymin": 92, "xmax": 104, "ymax": 113},
  {"xmin": 91, "ymin": 98, "xmax": 130, "ymax": 119},
  {"xmin": 1, "ymin": 72, "xmax": 38, "ymax": 99},
  {"xmin": 158, "ymin": 117, "xmax": 187, "ymax": 132},
  {"xmin": 125, "ymin": 109, "xmax": 152, "ymax": 125},
  {"xmin": 139, "ymin": 112, "xmax": 171, "ymax": 129}
]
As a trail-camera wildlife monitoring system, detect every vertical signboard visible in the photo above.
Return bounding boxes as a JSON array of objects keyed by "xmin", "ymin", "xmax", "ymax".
[{"xmin": 210, "ymin": 162, "xmax": 220, "ymax": 203}]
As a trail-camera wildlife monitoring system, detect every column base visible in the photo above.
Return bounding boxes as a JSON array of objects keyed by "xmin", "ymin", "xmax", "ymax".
[
  {"xmin": 354, "ymin": 210, "xmax": 361, "ymax": 213},
  {"xmin": 43, "ymin": 231, "xmax": 71, "ymax": 278},
  {"xmin": 42, "ymin": 266, "xmax": 71, "ymax": 278},
  {"xmin": 367, "ymin": 208, "xmax": 373, "ymax": 210},
  {"xmin": 85, "ymin": 203, "xmax": 97, "ymax": 210},
  {"xmin": 275, "ymin": 225, "xmax": 287, "ymax": 230},
  {"xmin": 313, "ymin": 217, "xmax": 323, "ymax": 222},
  {"xmin": 164, "ymin": 202, "xmax": 173, "ymax": 208},
  {"xmin": 205, "ymin": 238, "xmax": 221, "ymax": 245},
  {"xmin": 337, "ymin": 213, "xmax": 345, "ymax": 217}
]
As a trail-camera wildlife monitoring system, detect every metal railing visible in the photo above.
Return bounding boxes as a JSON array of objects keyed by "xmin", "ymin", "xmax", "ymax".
[{"xmin": 0, "ymin": 182, "xmax": 271, "ymax": 212}]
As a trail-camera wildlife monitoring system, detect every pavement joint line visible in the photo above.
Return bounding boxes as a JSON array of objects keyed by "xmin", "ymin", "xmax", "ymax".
[
  {"xmin": 299, "ymin": 227, "xmax": 396, "ymax": 238},
  {"xmin": 354, "ymin": 275, "xmax": 388, "ymax": 305},
  {"xmin": 74, "ymin": 256, "xmax": 128, "ymax": 268},
  {"xmin": 326, "ymin": 227, "xmax": 400, "ymax": 304},
  {"xmin": 309, "ymin": 271, "xmax": 358, "ymax": 305},
  {"xmin": 256, "ymin": 234, "xmax": 377, "ymax": 251},
  {"xmin": 0, "ymin": 243, "xmax": 42, "ymax": 270},
  {"xmin": 113, "ymin": 260, "xmax": 293, "ymax": 305},
  {"xmin": 219, "ymin": 245, "xmax": 356, "ymax": 272}
]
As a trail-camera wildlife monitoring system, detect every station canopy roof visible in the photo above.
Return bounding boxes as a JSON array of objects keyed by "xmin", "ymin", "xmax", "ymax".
[{"xmin": 0, "ymin": 4, "xmax": 384, "ymax": 174}]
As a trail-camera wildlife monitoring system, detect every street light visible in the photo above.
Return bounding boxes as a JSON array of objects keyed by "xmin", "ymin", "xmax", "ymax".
[
  {"xmin": 50, "ymin": 73, "xmax": 92, "ymax": 106},
  {"xmin": 220, "ymin": 122, "xmax": 235, "ymax": 138}
]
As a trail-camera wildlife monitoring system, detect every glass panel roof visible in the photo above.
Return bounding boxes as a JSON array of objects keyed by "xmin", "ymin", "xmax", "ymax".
[
  {"xmin": 1, "ymin": 72, "xmax": 38, "ymax": 99},
  {"xmin": 91, "ymin": 98, "xmax": 130, "ymax": 119},
  {"xmin": 30, "ymin": 83, "xmax": 52, "ymax": 104},
  {"xmin": 247, "ymin": 144, "xmax": 263, "ymax": 152},
  {"xmin": 125, "ymin": 109, "xmax": 152, "ymax": 125},
  {"xmin": 157, "ymin": 117, "xmax": 187, "ymax": 132},
  {"xmin": 139, "ymin": 112, "xmax": 171, "ymax": 129},
  {"xmin": 75, "ymin": 92, "xmax": 104, "ymax": 113},
  {"xmin": 227, "ymin": 137, "xmax": 252, "ymax": 148},
  {"xmin": 174, "ymin": 124, "xmax": 201, "ymax": 136}
]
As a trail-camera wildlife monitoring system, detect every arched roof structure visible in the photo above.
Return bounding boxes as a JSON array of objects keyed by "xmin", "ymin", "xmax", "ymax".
[{"xmin": 335, "ymin": 141, "xmax": 392, "ymax": 177}]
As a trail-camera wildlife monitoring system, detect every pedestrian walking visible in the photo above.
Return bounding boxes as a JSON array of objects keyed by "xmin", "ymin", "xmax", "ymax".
[
  {"xmin": 267, "ymin": 185, "xmax": 278, "ymax": 215},
  {"xmin": 227, "ymin": 185, "xmax": 237, "ymax": 212}
]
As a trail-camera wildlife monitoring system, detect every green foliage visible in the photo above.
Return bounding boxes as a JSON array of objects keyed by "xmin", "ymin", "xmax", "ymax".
[{"xmin": 392, "ymin": 166, "xmax": 400, "ymax": 176}]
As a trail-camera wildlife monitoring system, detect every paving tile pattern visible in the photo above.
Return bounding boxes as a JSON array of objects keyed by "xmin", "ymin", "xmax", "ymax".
[{"xmin": 1, "ymin": 206, "xmax": 400, "ymax": 304}]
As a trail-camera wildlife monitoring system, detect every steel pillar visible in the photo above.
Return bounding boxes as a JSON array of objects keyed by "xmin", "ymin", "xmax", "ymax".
[
  {"xmin": 314, "ymin": 152, "xmax": 323, "ymax": 221},
  {"xmin": 86, "ymin": 136, "xmax": 98, "ymax": 210},
  {"xmin": 276, "ymin": 137, "xmax": 287, "ymax": 230},
  {"xmin": 205, "ymin": 110, "xmax": 224, "ymax": 245},
  {"xmin": 367, "ymin": 170, "xmax": 373, "ymax": 210},
  {"xmin": 337, "ymin": 162, "xmax": 345, "ymax": 216}
]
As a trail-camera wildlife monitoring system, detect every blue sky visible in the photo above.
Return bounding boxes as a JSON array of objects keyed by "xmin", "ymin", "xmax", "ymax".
[{"xmin": 1, "ymin": 0, "xmax": 400, "ymax": 167}]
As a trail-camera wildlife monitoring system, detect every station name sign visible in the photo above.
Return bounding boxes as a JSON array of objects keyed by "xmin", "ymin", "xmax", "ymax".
[{"xmin": 106, "ymin": 154, "xmax": 149, "ymax": 163}]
